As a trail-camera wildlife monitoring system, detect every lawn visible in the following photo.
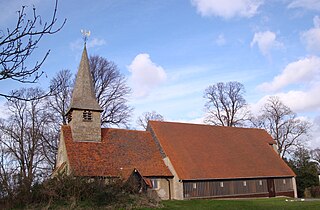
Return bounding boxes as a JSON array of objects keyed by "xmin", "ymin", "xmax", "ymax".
[{"xmin": 141, "ymin": 198, "xmax": 320, "ymax": 210}]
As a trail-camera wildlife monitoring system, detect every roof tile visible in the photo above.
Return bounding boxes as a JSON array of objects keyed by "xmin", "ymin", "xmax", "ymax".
[
  {"xmin": 62, "ymin": 126, "xmax": 172, "ymax": 177},
  {"xmin": 148, "ymin": 121, "xmax": 295, "ymax": 180}
]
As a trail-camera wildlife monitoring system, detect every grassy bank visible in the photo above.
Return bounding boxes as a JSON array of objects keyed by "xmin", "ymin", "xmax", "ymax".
[{"xmin": 141, "ymin": 198, "xmax": 320, "ymax": 210}]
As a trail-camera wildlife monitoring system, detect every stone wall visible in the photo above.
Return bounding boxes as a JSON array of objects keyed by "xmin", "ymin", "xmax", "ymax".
[
  {"xmin": 69, "ymin": 110, "xmax": 101, "ymax": 142},
  {"xmin": 153, "ymin": 178, "xmax": 172, "ymax": 200},
  {"xmin": 163, "ymin": 157, "xmax": 184, "ymax": 200}
]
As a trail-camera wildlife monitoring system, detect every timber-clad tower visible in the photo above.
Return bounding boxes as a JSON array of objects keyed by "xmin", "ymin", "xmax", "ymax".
[{"xmin": 66, "ymin": 44, "xmax": 103, "ymax": 141}]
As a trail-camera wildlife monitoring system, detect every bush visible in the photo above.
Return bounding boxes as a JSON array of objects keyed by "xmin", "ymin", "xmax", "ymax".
[
  {"xmin": 0, "ymin": 174, "xmax": 158, "ymax": 209},
  {"xmin": 304, "ymin": 188, "xmax": 311, "ymax": 198},
  {"xmin": 310, "ymin": 186, "xmax": 320, "ymax": 198}
]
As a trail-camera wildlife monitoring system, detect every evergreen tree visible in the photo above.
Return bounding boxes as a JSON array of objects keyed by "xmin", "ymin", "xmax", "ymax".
[{"xmin": 288, "ymin": 147, "xmax": 319, "ymax": 197}]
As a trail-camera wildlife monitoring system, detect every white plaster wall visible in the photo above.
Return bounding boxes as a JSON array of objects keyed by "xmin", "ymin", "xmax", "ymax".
[{"xmin": 292, "ymin": 177, "xmax": 298, "ymax": 198}]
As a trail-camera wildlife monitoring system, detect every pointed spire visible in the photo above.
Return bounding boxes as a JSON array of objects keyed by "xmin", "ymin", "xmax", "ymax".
[{"xmin": 67, "ymin": 45, "xmax": 103, "ymax": 114}]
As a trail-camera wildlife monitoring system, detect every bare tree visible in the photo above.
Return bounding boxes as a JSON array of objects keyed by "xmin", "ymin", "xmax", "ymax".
[
  {"xmin": 252, "ymin": 96, "xmax": 311, "ymax": 158},
  {"xmin": 90, "ymin": 55, "xmax": 133, "ymax": 127},
  {"xmin": 136, "ymin": 111, "xmax": 164, "ymax": 130},
  {"xmin": 42, "ymin": 70, "xmax": 73, "ymax": 168},
  {"xmin": 204, "ymin": 81, "xmax": 250, "ymax": 127},
  {"xmin": 48, "ymin": 69, "xmax": 73, "ymax": 125},
  {"xmin": 47, "ymin": 56, "xmax": 132, "ymax": 128},
  {"xmin": 0, "ymin": 0, "xmax": 66, "ymax": 100},
  {"xmin": 311, "ymin": 148, "xmax": 320, "ymax": 167},
  {"xmin": 0, "ymin": 88, "xmax": 56, "ymax": 201},
  {"xmin": 310, "ymin": 117, "xmax": 320, "ymax": 168},
  {"xmin": 0, "ymin": 131, "xmax": 16, "ymax": 201}
]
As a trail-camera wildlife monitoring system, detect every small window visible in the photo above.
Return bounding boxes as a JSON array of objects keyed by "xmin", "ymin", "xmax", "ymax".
[
  {"xmin": 67, "ymin": 112, "xmax": 72, "ymax": 123},
  {"xmin": 193, "ymin": 183, "xmax": 197, "ymax": 189},
  {"xmin": 151, "ymin": 179, "xmax": 159, "ymax": 189},
  {"xmin": 243, "ymin": 181, "xmax": 247, "ymax": 187},
  {"xmin": 220, "ymin": 182, "xmax": 224, "ymax": 188},
  {"xmin": 83, "ymin": 110, "xmax": 92, "ymax": 121},
  {"xmin": 259, "ymin": 180, "xmax": 263, "ymax": 186},
  {"xmin": 283, "ymin": 179, "xmax": 286, "ymax": 185}
]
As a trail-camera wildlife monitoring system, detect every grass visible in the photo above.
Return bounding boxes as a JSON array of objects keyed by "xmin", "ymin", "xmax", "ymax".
[{"xmin": 140, "ymin": 197, "xmax": 320, "ymax": 210}]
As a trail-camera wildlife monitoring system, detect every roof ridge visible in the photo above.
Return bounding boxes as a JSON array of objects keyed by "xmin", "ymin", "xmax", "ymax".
[
  {"xmin": 102, "ymin": 127, "xmax": 151, "ymax": 134},
  {"xmin": 149, "ymin": 120, "xmax": 266, "ymax": 132}
]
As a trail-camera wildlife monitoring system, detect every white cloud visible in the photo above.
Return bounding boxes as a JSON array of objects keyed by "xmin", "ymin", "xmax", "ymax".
[
  {"xmin": 215, "ymin": 33, "xmax": 226, "ymax": 46},
  {"xmin": 253, "ymin": 83, "xmax": 320, "ymax": 115},
  {"xmin": 259, "ymin": 56, "xmax": 320, "ymax": 92},
  {"xmin": 253, "ymin": 82, "xmax": 320, "ymax": 113},
  {"xmin": 288, "ymin": 0, "xmax": 320, "ymax": 11},
  {"xmin": 191, "ymin": 0, "xmax": 264, "ymax": 19},
  {"xmin": 87, "ymin": 38, "xmax": 106, "ymax": 48},
  {"xmin": 301, "ymin": 16, "xmax": 320, "ymax": 53},
  {"xmin": 249, "ymin": 100, "xmax": 265, "ymax": 115},
  {"xmin": 0, "ymin": 100, "xmax": 10, "ymax": 119},
  {"xmin": 275, "ymin": 85, "xmax": 320, "ymax": 112},
  {"xmin": 314, "ymin": 15, "xmax": 320, "ymax": 27},
  {"xmin": 172, "ymin": 117, "xmax": 205, "ymax": 125},
  {"xmin": 309, "ymin": 116, "xmax": 320, "ymax": 148},
  {"xmin": 250, "ymin": 31, "xmax": 283, "ymax": 56},
  {"xmin": 256, "ymin": 56, "xmax": 320, "ymax": 113},
  {"xmin": 70, "ymin": 38, "xmax": 106, "ymax": 51},
  {"xmin": 128, "ymin": 54, "xmax": 167, "ymax": 98}
]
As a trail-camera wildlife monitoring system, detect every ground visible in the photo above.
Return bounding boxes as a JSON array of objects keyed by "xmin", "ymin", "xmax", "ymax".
[{"xmin": 139, "ymin": 197, "xmax": 320, "ymax": 210}]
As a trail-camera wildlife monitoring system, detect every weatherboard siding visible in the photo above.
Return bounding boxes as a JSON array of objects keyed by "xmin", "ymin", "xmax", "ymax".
[
  {"xmin": 274, "ymin": 178, "xmax": 294, "ymax": 192},
  {"xmin": 183, "ymin": 178, "xmax": 294, "ymax": 199}
]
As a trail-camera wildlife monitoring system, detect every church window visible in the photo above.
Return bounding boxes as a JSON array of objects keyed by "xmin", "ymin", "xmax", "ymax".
[
  {"xmin": 193, "ymin": 183, "xmax": 197, "ymax": 189},
  {"xmin": 220, "ymin": 182, "xmax": 224, "ymax": 188},
  {"xmin": 83, "ymin": 110, "xmax": 92, "ymax": 121},
  {"xmin": 151, "ymin": 179, "xmax": 159, "ymax": 189}
]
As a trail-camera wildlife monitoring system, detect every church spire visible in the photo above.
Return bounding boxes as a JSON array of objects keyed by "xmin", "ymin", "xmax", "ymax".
[
  {"xmin": 66, "ymin": 43, "xmax": 102, "ymax": 142},
  {"xmin": 67, "ymin": 45, "xmax": 103, "ymax": 114}
]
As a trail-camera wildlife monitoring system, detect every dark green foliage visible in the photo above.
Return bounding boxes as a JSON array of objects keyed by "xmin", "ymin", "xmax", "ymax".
[
  {"xmin": 309, "ymin": 186, "xmax": 320, "ymax": 198},
  {"xmin": 0, "ymin": 174, "xmax": 156, "ymax": 209},
  {"xmin": 288, "ymin": 147, "xmax": 319, "ymax": 197}
]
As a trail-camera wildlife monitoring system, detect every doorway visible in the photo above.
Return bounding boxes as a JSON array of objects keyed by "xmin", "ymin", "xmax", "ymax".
[{"xmin": 267, "ymin": 179, "xmax": 275, "ymax": 197}]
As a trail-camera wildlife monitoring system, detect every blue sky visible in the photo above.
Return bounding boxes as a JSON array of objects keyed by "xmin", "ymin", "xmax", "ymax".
[{"xmin": 1, "ymin": 0, "xmax": 320, "ymax": 147}]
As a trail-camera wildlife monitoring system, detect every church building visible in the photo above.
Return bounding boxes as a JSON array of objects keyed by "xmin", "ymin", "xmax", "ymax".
[{"xmin": 55, "ymin": 45, "xmax": 297, "ymax": 200}]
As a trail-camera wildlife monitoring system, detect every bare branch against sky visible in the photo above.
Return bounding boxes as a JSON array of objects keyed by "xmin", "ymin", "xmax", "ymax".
[
  {"xmin": 0, "ymin": 0, "xmax": 319, "ymax": 147},
  {"xmin": 0, "ymin": 0, "xmax": 66, "ymax": 100}
]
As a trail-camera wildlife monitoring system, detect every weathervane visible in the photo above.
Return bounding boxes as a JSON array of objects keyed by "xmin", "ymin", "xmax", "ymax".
[{"xmin": 81, "ymin": 29, "xmax": 91, "ymax": 45}]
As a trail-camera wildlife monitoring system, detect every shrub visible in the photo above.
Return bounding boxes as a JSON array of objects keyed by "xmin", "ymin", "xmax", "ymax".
[
  {"xmin": 310, "ymin": 186, "xmax": 320, "ymax": 198},
  {"xmin": 304, "ymin": 188, "xmax": 311, "ymax": 198},
  {"xmin": 0, "ymin": 174, "xmax": 158, "ymax": 209}
]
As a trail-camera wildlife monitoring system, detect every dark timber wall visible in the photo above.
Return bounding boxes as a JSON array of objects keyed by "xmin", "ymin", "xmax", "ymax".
[{"xmin": 183, "ymin": 177, "xmax": 294, "ymax": 199}]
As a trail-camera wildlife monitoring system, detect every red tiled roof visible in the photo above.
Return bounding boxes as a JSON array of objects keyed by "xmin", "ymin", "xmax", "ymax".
[
  {"xmin": 62, "ymin": 126, "xmax": 172, "ymax": 177},
  {"xmin": 148, "ymin": 121, "xmax": 295, "ymax": 180}
]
